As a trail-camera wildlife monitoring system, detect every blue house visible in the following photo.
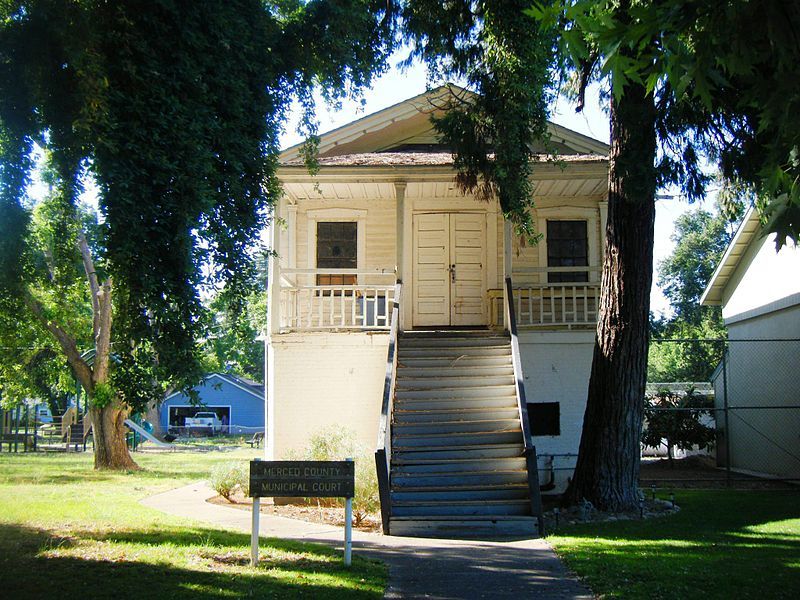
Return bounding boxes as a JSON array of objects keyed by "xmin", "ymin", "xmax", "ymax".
[{"xmin": 161, "ymin": 373, "xmax": 265, "ymax": 435}]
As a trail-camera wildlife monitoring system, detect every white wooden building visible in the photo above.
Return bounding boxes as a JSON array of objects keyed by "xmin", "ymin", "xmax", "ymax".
[
  {"xmin": 702, "ymin": 207, "xmax": 800, "ymax": 480},
  {"xmin": 265, "ymin": 86, "xmax": 609, "ymax": 536}
]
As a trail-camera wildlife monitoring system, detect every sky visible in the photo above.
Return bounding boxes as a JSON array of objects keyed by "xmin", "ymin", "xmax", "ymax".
[{"xmin": 279, "ymin": 55, "xmax": 706, "ymax": 317}]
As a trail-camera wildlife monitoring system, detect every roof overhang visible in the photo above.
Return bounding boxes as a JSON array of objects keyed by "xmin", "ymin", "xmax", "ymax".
[
  {"xmin": 700, "ymin": 207, "xmax": 762, "ymax": 306},
  {"xmin": 279, "ymin": 84, "xmax": 609, "ymax": 163}
]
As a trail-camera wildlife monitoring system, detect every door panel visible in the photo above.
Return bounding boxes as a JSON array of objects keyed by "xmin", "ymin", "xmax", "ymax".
[
  {"xmin": 413, "ymin": 214, "xmax": 450, "ymax": 326},
  {"xmin": 412, "ymin": 212, "xmax": 486, "ymax": 327},
  {"xmin": 450, "ymin": 214, "xmax": 485, "ymax": 326}
]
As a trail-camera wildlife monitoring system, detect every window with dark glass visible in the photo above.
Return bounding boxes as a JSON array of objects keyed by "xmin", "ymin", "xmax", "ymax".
[
  {"xmin": 547, "ymin": 220, "xmax": 588, "ymax": 283},
  {"xmin": 316, "ymin": 222, "xmax": 357, "ymax": 286},
  {"xmin": 527, "ymin": 402, "xmax": 560, "ymax": 436}
]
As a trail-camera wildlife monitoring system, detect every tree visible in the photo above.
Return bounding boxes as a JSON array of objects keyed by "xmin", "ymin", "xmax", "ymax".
[
  {"xmin": 202, "ymin": 282, "xmax": 267, "ymax": 384},
  {"xmin": 526, "ymin": 0, "xmax": 800, "ymax": 510},
  {"xmin": 400, "ymin": 0, "xmax": 557, "ymax": 234},
  {"xmin": 0, "ymin": 1, "xmax": 395, "ymax": 469},
  {"xmin": 642, "ymin": 388, "xmax": 715, "ymax": 467},
  {"xmin": 649, "ymin": 205, "xmax": 742, "ymax": 382},
  {"xmin": 0, "ymin": 179, "xmax": 95, "ymax": 418}
]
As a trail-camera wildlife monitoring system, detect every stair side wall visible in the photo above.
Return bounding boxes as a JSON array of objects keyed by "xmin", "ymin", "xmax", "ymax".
[
  {"xmin": 268, "ymin": 331, "xmax": 389, "ymax": 460},
  {"xmin": 518, "ymin": 330, "xmax": 595, "ymax": 493}
]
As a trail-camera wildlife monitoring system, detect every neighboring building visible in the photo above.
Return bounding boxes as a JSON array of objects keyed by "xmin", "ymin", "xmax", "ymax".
[
  {"xmin": 701, "ymin": 207, "xmax": 800, "ymax": 479},
  {"xmin": 265, "ymin": 85, "xmax": 609, "ymax": 535},
  {"xmin": 161, "ymin": 373, "xmax": 265, "ymax": 435}
]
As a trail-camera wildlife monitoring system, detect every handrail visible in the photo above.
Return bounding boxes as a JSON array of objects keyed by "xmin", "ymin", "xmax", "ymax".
[
  {"xmin": 504, "ymin": 277, "xmax": 545, "ymax": 535},
  {"xmin": 375, "ymin": 280, "xmax": 402, "ymax": 534}
]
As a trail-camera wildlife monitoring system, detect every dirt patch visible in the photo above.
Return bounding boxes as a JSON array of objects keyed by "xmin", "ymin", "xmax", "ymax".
[
  {"xmin": 207, "ymin": 492, "xmax": 382, "ymax": 533},
  {"xmin": 640, "ymin": 455, "xmax": 797, "ymax": 489},
  {"xmin": 544, "ymin": 497, "xmax": 679, "ymax": 530}
]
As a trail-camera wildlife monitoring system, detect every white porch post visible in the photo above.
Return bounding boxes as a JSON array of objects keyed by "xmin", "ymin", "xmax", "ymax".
[
  {"xmin": 265, "ymin": 197, "xmax": 283, "ymax": 461},
  {"xmin": 395, "ymin": 181, "xmax": 406, "ymax": 329},
  {"xmin": 267, "ymin": 199, "xmax": 283, "ymax": 337},
  {"xmin": 503, "ymin": 218, "xmax": 513, "ymax": 330},
  {"xmin": 598, "ymin": 200, "xmax": 609, "ymax": 263}
]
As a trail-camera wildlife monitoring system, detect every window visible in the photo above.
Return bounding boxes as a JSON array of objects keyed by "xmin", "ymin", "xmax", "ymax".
[
  {"xmin": 547, "ymin": 220, "xmax": 588, "ymax": 283},
  {"xmin": 316, "ymin": 221, "xmax": 357, "ymax": 286},
  {"xmin": 527, "ymin": 402, "xmax": 560, "ymax": 436}
]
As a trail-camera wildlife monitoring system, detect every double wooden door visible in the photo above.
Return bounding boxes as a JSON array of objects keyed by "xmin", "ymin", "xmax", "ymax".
[{"xmin": 412, "ymin": 212, "xmax": 486, "ymax": 327}]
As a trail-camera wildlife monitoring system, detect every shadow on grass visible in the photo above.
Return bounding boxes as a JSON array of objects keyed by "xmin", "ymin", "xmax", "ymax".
[
  {"xmin": 549, "ymin": 490, "xmax": 800, "ymax": 599},
  {"xmin": 0, "ymin": 523, "xmax": 383, "ymax": 600}
]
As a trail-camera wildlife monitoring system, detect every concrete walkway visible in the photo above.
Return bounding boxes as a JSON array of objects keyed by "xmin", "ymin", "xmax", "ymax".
[{"xmin": 143, "ymin": 482, "xmax": 592, "ymax": 599}]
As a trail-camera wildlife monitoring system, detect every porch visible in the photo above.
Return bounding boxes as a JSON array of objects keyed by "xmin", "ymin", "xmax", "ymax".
[{"xmin": 273, "ymin": 266, "xmax": 600, "ymax": 333}]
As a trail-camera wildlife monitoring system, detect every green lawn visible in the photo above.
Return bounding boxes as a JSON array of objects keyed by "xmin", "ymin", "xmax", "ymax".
[
  {"xmin": 549, "ymin": 490, "xmax": 800, "ymax": 599},
  {"xmin": 0, "ymin": 450, "xmax": 386, "ymax": 599}
]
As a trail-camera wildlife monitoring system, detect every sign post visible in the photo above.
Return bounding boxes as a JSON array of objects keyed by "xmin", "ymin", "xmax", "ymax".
[
  {"xmin": 344, "ymin": 458, "xmax": 353, "ymax": 566},
  {"xmin": 249, "ymin": 459, "xmax": 356, "ymax": 567},
  {"xmin": 251, "ymin": 459, "xmax": 261, "ymax": 566}
]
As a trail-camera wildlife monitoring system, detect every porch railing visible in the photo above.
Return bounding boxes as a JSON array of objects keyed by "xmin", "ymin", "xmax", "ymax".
[
  {"xmin": 504, "ymin": 277, "xmax": 544, "ymax": 535},
  {"xmin": 490, "ymin": 266, "xmax": 601, "ymax": 328},
  {"xmin": 278, "ymin": 269, "xmax": 397, "ymax": 332},
  {"xmin": 375, "ymin": 281, "xmax": 402, "ymax": 534}
]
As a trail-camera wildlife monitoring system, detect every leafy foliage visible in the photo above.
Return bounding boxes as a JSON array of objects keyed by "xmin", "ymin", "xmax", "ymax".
[
  {"xmin": 0, "ymin": 184, "xmax": 95, "ymax": 411},
  {"xmin": 642, "ymin": 388, "xmax": 715, "ymax": 465},
  {"xmin": 401, "ymin": 1, "xmax": 558, "ymax": 236},
  {"xmin": 209, "ymin": 462, "xmax": 249, "ymax": 502},
  {"xmin": 649, "ymin": 204, "xmax": 742, "ymax": 382},
  {"xmin": 290, "ymin": 426, "xmax": 379, "ymax": 526},
  {"xmin": 200, "ymin": 260, "xmax": 267, "ymax": 383},
  {"xmin": 0, "ymin": 1, "xmax": 395, "ymax": 412},
  {"xmin": 532, "ymin": 0, "xmax": 800, "ymax": 244}
]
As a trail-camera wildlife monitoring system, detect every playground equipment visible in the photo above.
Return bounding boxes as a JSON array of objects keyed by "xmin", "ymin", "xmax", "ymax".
[
  {"xmin": 124, "ymin": 419, "xmax": 174, "ymax": 449},
  {"xmin": 0, "ymin": 405, "xmax": 37, "ymax": 452}
]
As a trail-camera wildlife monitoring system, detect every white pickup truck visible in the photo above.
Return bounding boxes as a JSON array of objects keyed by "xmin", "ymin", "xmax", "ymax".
[{"xmin": 185, "ymin": 411, "xmax": 222, "ymax": 434}]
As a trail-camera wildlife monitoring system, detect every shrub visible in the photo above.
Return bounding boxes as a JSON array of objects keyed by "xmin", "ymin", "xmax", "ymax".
[
  {"xmin": 643, "ymin": 387, "xmax": 715, "ymax": 465},
  {"xmin": 209, "ymin": 462, "xmax": 248, "ymax": 502},
  {"xmin": 293, "ymin": 426, "xmax": 379, "ymax": 525}
]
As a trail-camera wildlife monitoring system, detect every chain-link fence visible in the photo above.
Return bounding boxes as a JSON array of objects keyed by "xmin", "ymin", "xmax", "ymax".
[{"xmin": 644, "ymin": 338, "xmax": 800, "ymax": 486}]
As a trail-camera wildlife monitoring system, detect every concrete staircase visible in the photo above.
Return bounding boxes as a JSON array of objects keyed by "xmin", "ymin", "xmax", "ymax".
[{"xmin": 388, "ymin": 331, "xmax": 539, "ymax": 538}]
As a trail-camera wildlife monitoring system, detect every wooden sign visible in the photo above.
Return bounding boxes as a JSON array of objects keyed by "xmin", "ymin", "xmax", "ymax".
[{"xmin": 249, "ymin": 460, "xmax": 355, "ymax": 498}]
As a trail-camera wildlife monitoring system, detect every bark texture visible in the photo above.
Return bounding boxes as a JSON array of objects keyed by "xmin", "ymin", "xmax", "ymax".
[
  {"xmin": 564, "ymin": 80, "xmax": 657, "ymax": 511},
  {"xmin": 91, "ymin": 403, "xmax": 139, "ymax": 470}
]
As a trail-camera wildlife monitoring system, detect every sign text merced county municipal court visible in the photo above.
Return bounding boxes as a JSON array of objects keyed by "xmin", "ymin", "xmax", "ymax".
[{"xmin": 249, "ymin": 460, "xmax": 355, "ymax": 498}]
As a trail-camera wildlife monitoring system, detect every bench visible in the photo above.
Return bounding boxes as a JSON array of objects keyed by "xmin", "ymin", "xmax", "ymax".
[{"xmin": 246, "ymin": 431, "xmax": 264, "ymax": 448}]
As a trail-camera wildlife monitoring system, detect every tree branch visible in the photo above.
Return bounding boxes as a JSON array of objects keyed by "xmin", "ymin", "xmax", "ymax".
[
  {"xmin": 76, "ymin": 227, "xmax": 101, "ymax": 337},
  {"xmin": 93, "ymin": 278, "xmax": 113, "ymax": 385},
  {"xmin": 24, "ymin": 290, "xmax": 94, "ymax": 393}
]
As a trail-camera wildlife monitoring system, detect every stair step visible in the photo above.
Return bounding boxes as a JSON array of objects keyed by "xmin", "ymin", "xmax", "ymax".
[
  {"xmin": 393, "ymin": 406, "xmax": 520, "ymax": 423},
  {"xmin": 392, "ymin": 443, "xmax": 524, "ymax": 462},
  {"xmin": 392, "ymin": 470, "xmax": 529, "ymax": 487},
  {"xmin": 396, "ymin": 375, "xmax": 513, "ymax": 390},
  {"xmin": 391, "ymin": 486, "xmax": 529, "ymax": 502},
  {"xmin": 394, "ymin": 396, "xmax": 518, "ymax": 412},
  {"xmin": 389, "ymin": 516, "xmax": 538, "ymax": 538},
  {"xmin": 393, "ymin": 430, "xmax": 522, "ymax": 448},
  {"xmin": 393, "ymin": 418, "xmax": 521, "ymax": 435},
  {"xmin": 398, "ymin": 365, "xmax": 514, "ymax": 379},
  {"xmin": 400, "ymin": 335, "xmax": 510, "ymax": 348},
  {"xmin": 398, "ymin": 355, "xmax": 512, "ymax": 369},
  {"xmin": 391, "ymin": 499, "xmax": 531, "ymax": 517},
  {"xmin": 399, "ymin": 346, "xmax": 511, "ymax": 359},
  {"xmin": 395, "ymin": 384, "xmax": 517, "ymax": 400},
  {"xmin": 391, "ymin": 456, "xmax": 527, "ymax": 473}
]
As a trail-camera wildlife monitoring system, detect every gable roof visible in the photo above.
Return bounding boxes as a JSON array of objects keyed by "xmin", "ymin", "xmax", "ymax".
[
  {"xmin": 164, "ymin": 373, "xmax": 264, "ymax": 402},
  {"xmin": 700, "ymin": 207, "xmax": 762, "ymax": 306},
  {"xmin": 280, "ymin": 84, "xmax": 609, "ymax": 164}
]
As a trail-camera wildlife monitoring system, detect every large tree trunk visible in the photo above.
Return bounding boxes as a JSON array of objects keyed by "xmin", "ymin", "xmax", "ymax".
[
  {"xmin": 564, "ymin": 80, "xmax": 657, "ymax": 511},
  {"xmin": 91, "ymin": 402, "xmax": 139, "ymax": 470},
  {"xmin": 89, "ymin": 281, "xmax": 139, "ymax": 470}
]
